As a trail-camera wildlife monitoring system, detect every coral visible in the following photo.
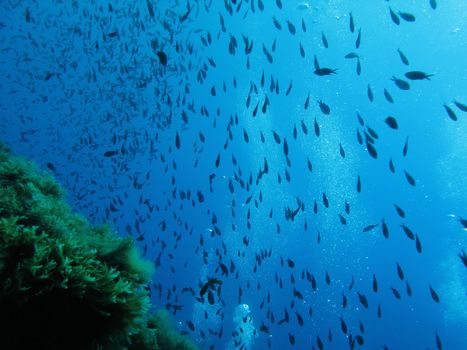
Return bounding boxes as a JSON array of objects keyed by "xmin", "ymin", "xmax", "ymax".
[{"xmin": 0, "ymin": 143, "xmax": 198, "ymax": 350}]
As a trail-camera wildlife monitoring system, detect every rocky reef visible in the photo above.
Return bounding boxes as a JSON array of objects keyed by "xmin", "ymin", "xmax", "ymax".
[{"xmin": 0, "ymin": 142, "xmax": 198, "ymax": 350}]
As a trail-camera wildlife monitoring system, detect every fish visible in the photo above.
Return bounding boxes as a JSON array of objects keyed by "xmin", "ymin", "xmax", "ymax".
[
  {"xmin": 355, "ymin": 28, "xmax": 362, "ymax": 48},
  {"xmin": 363, "ymin": 224, "xmax": 378, "ymax": 232},
  {"xmin": 321, "ymin": 33, "xmax": 328, "ymax": 48},
  {"xmin": 349, "ymin": 12, "xmax": 355, "ymax": 32},
  {"xmin": 367, "ymin": 85, "xmax": 374, "ymax": 101},
  {"xmin": 318, "ymin": 100, "xmax": 331, "ymax": 114},
  {"xmin": 458, "ymin": 250, "xmax": 467, "ymax": 267},
  {"xmin": 443, "ymin": 104, "xmax": 457, "ymax": 121},
  {"xmin": 454, "ymin": 100, "xmax": 467, "ymax": 112},
  {"xmin": 391, "ymin": 76, "xmax": 410, "ymax": 90},
  {"xmin": 404, "ymin": 170, "xmax": 416, "ymax": 186},
  {"xmin": 396, "ymin": 263, "xmax": 405, "ymax": 280},
  {"xmin": 314, "ymin": 67, "xmax": 337, "ymax": 76},
  {"xmin": 429, "ymin": 285, "xmax": 440, "ymax": 303},
  {"xmin": 385, "ymin": 116, "xmax": 399, "ymax": 129},
  {"xmin": 389, "ymin": 7, "xmax": 400, "ymax": 25},
  {"xmin": 287, "ymin": 21, "xmax": 296, "ymax": 35},
  {"xmin": 345, "ymin": 52, "xmax": 359, "ymax": 59},
  {"xmin": 405, "ymin": 71, "xmax": 433, "ymax": 80},
  {"xmin": 402, "ymin": 137, "xmax": 409, "ymax": 157},
  {"xmin": 104, "ymin": 150, "xmax": 118, "ymax": 157},
  {"xmin": 157, "ymin": 51, "xmax": 167, "ymax": 65},
  {"xmin": 399, "ymin": 11, "xmax": 416, "ymax": 22},
  {"xmin": 397, "ymin": 49, "xmax": 410, "ymax": 65},
  {"xmin": 401, "ymin": 224, "xmax": 415, "ymax": 240},
  {"xmin": 384, "ymin": 88, "xmax": 394, "ymax": 103},
  {"xmin": 372, "ymin": 274, "xmax": 378, "ymax": 292},
  {"xmin": 382, "ymin": 219, "xmax": 389, "ymax": 238}
]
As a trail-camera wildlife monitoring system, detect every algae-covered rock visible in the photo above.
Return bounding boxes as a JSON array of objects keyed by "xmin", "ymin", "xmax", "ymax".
[{"xmin": 0, "ymin": 143, "xmax": 198, "ymax": 350}]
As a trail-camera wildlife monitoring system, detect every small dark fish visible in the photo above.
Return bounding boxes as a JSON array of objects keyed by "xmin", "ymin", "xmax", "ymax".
[
  {"xmin": 340, "ymin": 317, "xmax": 348, "ymax": 334},
  {"xmin": 391, "ymin": 76, "xmax": 410, "ymax": 90},
  {"xmin": 404, "ymin": 170, "xmax": 416, "ymax": 186},
  {"xmin": 435, "ymin": 332, "xmax": 443, "ymax": 350},
  {"xmin": 338, "ymin": 214, "xmax": 347, "ymax": 225},
  {"xmin": 357, "ymin": 292, "xmax": 368, "ymax": 308},
  {"xmin": 363, "ymin": 224, "xmax": 378, "ymax": 232},
  {"xmin": 394, "ymin": 204, "xmax": 406, "ymax": 218},
  {"xmin": 180, "ymin": 4, "xmax": 192, "ymax": 22},
  {"xmin": 385, "ymin": 116, "xmax": 399, "ymax": 129},
  {"xmin": 272, "ymin": 131, "xmax": 281, "ymax": 144},
  {"xmin": 415, "ymin": 234, "xmax": 422, "ymax": 253},
  {"xmin": 321, "ymin": 32, "xmax": 328, "ymax": 48},
  {"xmin": 356, "ymin": 175, "xmax": 361, "ymax": 193},
  {"xmin": 175, "ymin": 132, "xmax": 181, "ymax": 149},
  {"xmin": 342, "ymin": 293, "xmax": 348, "ymax": 308},
  {"xmin": 349, "ymin": 12, "xmax": 355, "ymax": 32},
  {"xmin": 147, "ymin": 0, "xmax": 155, "ymax": 18},
  {"xmin": 382, "ymin": 219, "xmax": 389, "ymax": 238},
  {"xmin": 345, "ymin": 52, "xmax": 359, "ymax": 59},
  {"xmin": 399, "ymin": 11, "xmax": 416, "ymax": 22},
  {"xmin": 372, "ymin": 274, "xmax": 378, "ymax": 292},
  {"xmin": 367, "ymin": 85, "xmax": 374, "ymax": 101},
  {"xmin": 314, "ymin": 55, "xmax": 320, "ymax": 70},
  {"xmin": 389, "ymin": 7, "xmax": 400, "ymax": 25},
  {"xmin": 430, "ymin": 0, "xmax": 438, "ymax": 10},
  {"xmin": 429, "ymin": 285, "xmax": 440, "ymax": 303},
  {"xmin": 314, "ymin": 118, "xmax": 320, "ymax": 136},
  {"xmin": 443, "ymin": 104, "xmax": 457, "ymax": 121},
  {"xmin": 157, "ymin": 51, "xmax": 167, "ymax": 65},
  {"xmin": 339, "ymin": 143, "xmax": 345, "ymax": 158},
  {"xmin": 402, "ymin": 137, "xmax": 409, "ymax": 157},
  {"xmin": 458, "ymin": 250, "xmax": 467, "ymax": 267},
  {"xmin": 389, "ymin": 158, "xmax": 396, "ymax": 173},
  {"xmin": 459, "ymin": 217, "xmax": 467, "ymax": 229},
  {"xmin": 396, "ymin": 263, "xmax": 405, "ymax": 280},
  {"xmin": 288, "ymin": 333, "xmax": 295, "ymax": 345},
  {"xmin": 272, "ymin": 17, "xmax": 282, "ymax": 30},
  {"xmin": 384, "ymin": 88, "xmax": 394, "ymax": 103},
  {"xmin": 405, "ymin": 71, "xmax": 433, "ymax": 80},
  {"xmin": 107, "ymin": 30, "xmax": 118, "ymax": 38},
  {"xmin": 391, "ymin": 287, "xmax": 401, "ymax": 299},
  {"xmin": 355, "ymin": 28, "xmax": 362, "ymax": 48},
  {"xmin": 104, "ymin": 150, "xmax": 118, "ymax": 157},
  {"xmin": 366, "ymin": 140, "xmax": 378, "ymax": 159},
  {"xmin": 187, "ymin": 320, "xmax": 195, "ymax": 331},
  {"xmin": 318, "ymin": 100, "xmax": 331, "ymax": 114},
  {"xmin": 401, "ymin": 224, "xmax": 415, "ymax": 240},
  {"xmin": 397, "ymin": 49, "xmax": 410, "ymax": 65},
  {"xmin": 299, "ymin": 43, "xmax": 305, "ymax": 58},
  {"xmin": 46, "ymin": 162, "xmax": 56, "ymax": 172},
  {"xmin": 322, "ymin": 192, "xmax": 329, "ymax": 208},
  {"xmin": 454, "ymin": 100, "xmax": 467, "ymax": 112},
  {"xmin": 314, "ymin": 67, "xmax": 337, "ymax": 76},
  {"xmin": 287, "ymin": 21, "xmax": 296, "ymax": 35}
]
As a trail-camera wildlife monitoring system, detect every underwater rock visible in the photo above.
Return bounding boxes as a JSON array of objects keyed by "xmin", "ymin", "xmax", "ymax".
[{"xmin": 0, "ymin": 142, "xmax": 198, "ymax": 350}]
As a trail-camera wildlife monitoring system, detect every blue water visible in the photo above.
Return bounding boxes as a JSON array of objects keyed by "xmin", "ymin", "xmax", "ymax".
[{"xmin": 1, "ymin": 1, "xmax": 466, "ymax": 349}]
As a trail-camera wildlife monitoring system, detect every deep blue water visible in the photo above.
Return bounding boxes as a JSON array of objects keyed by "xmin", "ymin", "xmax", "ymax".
[{"xmin": 1, "ymin": 1, "xmax": 466, "ymax": 349}]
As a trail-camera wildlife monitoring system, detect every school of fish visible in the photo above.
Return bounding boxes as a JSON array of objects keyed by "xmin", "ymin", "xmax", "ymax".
[{"xmin": 0, "ymin": 0, "xmax": 466, "ymax": 349}]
